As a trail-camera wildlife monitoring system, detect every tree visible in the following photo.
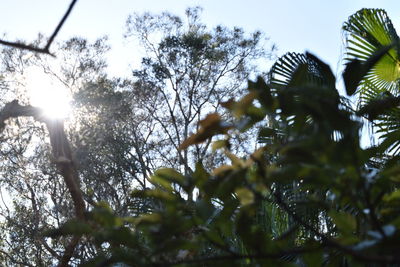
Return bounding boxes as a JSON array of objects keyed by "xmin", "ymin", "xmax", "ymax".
[
  {"xmin": 124, "ymin": 7, "xmax": 274, "ymax": 180},
  {"xmin": 0, "ymin": 37, "xmax": 125, "ymax": 266}
]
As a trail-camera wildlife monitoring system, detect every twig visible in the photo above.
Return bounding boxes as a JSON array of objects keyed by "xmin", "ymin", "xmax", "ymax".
[
  {"xmin": 0, "ymin": 39, "xmax": 54, "ymax": 55},
  {"xmin": 45, "ymin": 0, "xmax": 78, "ymax": 51},
  {"xmin": 0, "ymin": 0, "xmax": 79, "ymax": 56}
]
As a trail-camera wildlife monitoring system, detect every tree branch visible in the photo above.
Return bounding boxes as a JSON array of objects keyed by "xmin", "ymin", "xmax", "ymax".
[{"xmin": 0, "ymin": 0, "xmax": 78, "ymax": 56}]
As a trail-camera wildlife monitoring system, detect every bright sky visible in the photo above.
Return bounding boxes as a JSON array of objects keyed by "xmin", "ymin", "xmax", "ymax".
[
  {"xmin": 0, "ymin": 1, "xmax": 398, "ymax": 141},
  {"xmin": 1, "ymin": 0, "xmax": 399, "ymax": 81}
]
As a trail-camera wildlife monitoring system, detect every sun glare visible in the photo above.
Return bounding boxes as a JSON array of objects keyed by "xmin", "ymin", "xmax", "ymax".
[{"xmin": 25, "ymin": 67, "xmax": 72, "ymax": 119}]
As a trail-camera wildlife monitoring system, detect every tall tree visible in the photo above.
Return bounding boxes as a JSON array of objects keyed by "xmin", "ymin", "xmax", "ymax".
[
  {"xmin": 0, "ymin": 37, "xmax": 129, "ymax": 265},
  {"xmin": 124, "ymin": 7, "xmax": 275, "ymax": 177}
]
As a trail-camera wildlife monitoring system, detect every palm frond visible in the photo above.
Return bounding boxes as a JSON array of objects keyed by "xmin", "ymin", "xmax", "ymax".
[
  {"xmin": 343, "ymin": 8, "xmax": 400, "ymax": 99},
  {"xmin": 268, "ymin": 52, "xmax": 334, "ymax": 89}
]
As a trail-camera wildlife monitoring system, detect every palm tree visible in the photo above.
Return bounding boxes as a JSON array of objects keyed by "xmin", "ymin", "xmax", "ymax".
[{"xmin": 343, "ymin": 8, "xmax": 400, "ymax": 154}]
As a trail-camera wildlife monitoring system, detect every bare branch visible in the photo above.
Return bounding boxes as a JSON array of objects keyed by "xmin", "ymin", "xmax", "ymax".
[
  {"xmin": 0, "ymin": 40, "xmax": 54, "ymax": 56},
  {"xmin": 45, "ymin": 0, "xmax": 78, "ymax": 51},
  {"xmin": 0, "ymin": 0, "xmax": 79, "ymax": 56}
]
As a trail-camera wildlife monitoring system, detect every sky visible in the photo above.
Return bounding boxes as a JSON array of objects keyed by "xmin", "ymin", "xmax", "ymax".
[{"xmin": 0, "ymin": 0, "xmax": 400, "ymax": 82}]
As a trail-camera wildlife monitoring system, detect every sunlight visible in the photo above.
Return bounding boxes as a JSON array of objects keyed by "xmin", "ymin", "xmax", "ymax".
[{"xmin": 25, "ymin": 67, "xmax": 72, "ymax": 119}]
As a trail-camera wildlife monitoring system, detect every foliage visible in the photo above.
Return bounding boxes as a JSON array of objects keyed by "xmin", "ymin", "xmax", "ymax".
[
  {"xmin": 2, "ymin": 6, "xmax": 400, "ymax": 267},
  {"xmin": 0, "ymin": 7, "xmax": 273, "ymax": 266},
  {"xmin": 343, "ymin": 8, "xmax": 400, "ymax": 154},
  {"xmin": 0, "ymin": 37, "xmax": 116, "ymax": 265},
  {"xmin": 52, "ymin": 46, "xmax": 400, "ymax": 266}
]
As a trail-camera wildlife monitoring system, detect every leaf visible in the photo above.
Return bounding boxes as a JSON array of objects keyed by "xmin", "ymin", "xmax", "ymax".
[
  {"xmin": 151, "ymin": 175, "xmax": 173, "ymax": 191},
  {"xmin": 44, "ymin": 219, "xmax": 92, "ymax": 237},
  {"xmin": 329, "ymin": 210, "xmax": 357, "ymax": 233},
  {"xmin": 305, "ymin": 52, "xmax": 336, "ymax": 88},
  {"xmin": 356, "ymin": 92, "xmax": 400, "ymax": 120},
  {"xmin": 225, "ymin": 151, "xmax": 245, "ymax": 167},
  {"xmin": 134, "ymin": 213, "xmax": 162, "ymax": 226},
  {"xmin": 235, "ymin": 187, "xmax": 254, "ymax": 206},
  {"xmin": 343, "ymin": 44, "xmax": 393, "ymax": 96},
  {"xmin": 180, "ymin": 113, "xmax": 231, "ymax": 149},
  {"xmin": 302, "ymin": 251, "xmax": 323, "ymax": 267},
  {"xmin": 193, "ymin": 162, "xmax": 210, "ymax": 188},
  {"xmin": 153, "ymin": 168, "xmax": 185, "ymax": 184},
  {"xmin": 248, "ymin": 77, "xmax": 274, "ymax": 109},
  {"xmin": 383, "ymin": 189, "xmax": 400, "ymax": 202},
  {"xmin": 212, "ymin": 139, "xmax": 228, "ymax": 151},
  {"xmin": 269, "ymin": 52, "xmax": 334, "ymax": 89},
  {"xmin": 131, "ymin": 189, "xmax": 176, "ymax": 201},
  {"xmin": 343, "ymin": 9, "xmax": 400, "ymax": 98},
  {"xmin": 213, "ymin": 165, "xmax": 235, "ymax": 176}
]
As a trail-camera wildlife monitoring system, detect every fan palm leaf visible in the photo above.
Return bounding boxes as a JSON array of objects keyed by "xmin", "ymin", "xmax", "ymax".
[
  {"xmin": 343, "ymin": 8, "xmax": 400, "ymax": 104},
  {"xmin": 343, "ymin": 9, "xmax": 400, "ymax": 154},
  {"xmin": 269, "ymin": 52, "xmax": 335, "ymax": 89}
]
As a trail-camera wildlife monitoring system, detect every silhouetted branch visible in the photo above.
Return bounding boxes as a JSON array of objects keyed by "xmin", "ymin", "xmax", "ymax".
[
  {"xmin": 0, "ymin": 39, "xmax": 53, "ymax": 55},
  {"xmin": 45, "ymin": 0, "xmax": 78, "ymax": 51},
  {"xmin": 0, "ymin": 0, "xmax": 78, "ymax": 56}
]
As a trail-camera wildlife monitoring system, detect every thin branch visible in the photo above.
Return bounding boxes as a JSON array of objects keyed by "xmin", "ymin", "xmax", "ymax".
[
  {"xmin": 45, "ymin": 0, "xmax": 78, "ymax": 51},
  {"xmin": 0, "ymin": 249, "xmax": 35, "ymax": 267},
  {"xmin": 0, "ymin": 0, "xmax": 78, "ymax": 56},
  {"xmin": 0, "ymin": 40, "xmax": 53, "ymax": 55}
]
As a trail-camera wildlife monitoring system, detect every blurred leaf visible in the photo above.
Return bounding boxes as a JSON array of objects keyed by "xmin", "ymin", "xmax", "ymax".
[
  {"xmin": 357, "ymin": 92, "xmax": 400, "ymax": 120},
  {"xmin": 44, "ymin": 219, "xmax": 92, "ymax": 237},
  {"xmin": 134, "ymin": 213, "xmax": 162, "ymax": 226},
  {"xmin": 235, "ymin": 187, "xmax": 254, "ymax": 206},
  {"xmin": 383, "ymin": 189, "xmax": 400, "ymax": 202},
  {"xmin": 212, "ymin": 139, "xmax": 229, "ymax": 151},
  {"xmin": 180, "ymin": 113, "xmax": 231, "ymax": 149},
  {"xmin": 329, "ymin": 210, "xmax": 357, "ymax": 234},
  {"xmin": 153, "ymin": 168, "xmax": 185, "ymax": 185}
]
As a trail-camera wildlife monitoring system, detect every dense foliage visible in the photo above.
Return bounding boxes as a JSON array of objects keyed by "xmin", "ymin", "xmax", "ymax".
[
  {"xmin": 51, "ymin": 8, "xmax": 400, "ymax": 266},
  {"xmin": 0, "ymin": 7, "xmax": 272, "ymax": 266},
  {"xmin": 1, "ymin": 6, "xmax": 400, "ymax": 267}
]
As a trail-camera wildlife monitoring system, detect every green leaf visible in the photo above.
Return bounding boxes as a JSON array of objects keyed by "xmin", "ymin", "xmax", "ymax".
[
  {"xmin": 383, "ymin": 189, "xmax": 400, "ymax": 202},
  {"xmin": 153, "ymin": 168, "xmax": 185, "ymax": 184},
  {"xmin": 235, "ymin": 187, "xmax": 254, "ymax": 206},
  {"xmin": 329, "ymin": 210, "xmax": 357, "ymax": 234},
  {"xmin": 343, "ymin": 44, "xmax": 393, "ymax": 96},
  {"xmin": 357, "ymin": 92, "xmax": 400, "ymax": 120},
  {"xmin": 302, "ymin": 251, "xmax": 323, "ymax": 267},
  {"xmin": 134, "ymin": 213, "xmax": 162, "ymax": 225},
  {"xmin": 131, "ymin": 188, "xmax": 177, "ymax": 201},
  {"xmin": 44, "ymin": 219, "xmax": 92, "ymax": 237},
  {"xmin": 193, "ymin": 162, "xmax": 210, "ymax": 188}
]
